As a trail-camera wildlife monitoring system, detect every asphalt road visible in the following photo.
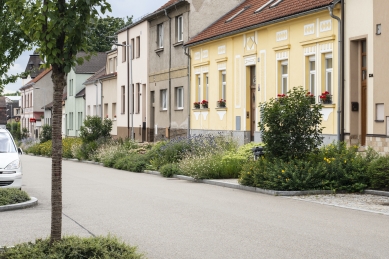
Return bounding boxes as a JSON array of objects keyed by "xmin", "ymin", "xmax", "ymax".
[{"xmin": 1, "ymin": 155, "xmax": 389, "ymax": 258}]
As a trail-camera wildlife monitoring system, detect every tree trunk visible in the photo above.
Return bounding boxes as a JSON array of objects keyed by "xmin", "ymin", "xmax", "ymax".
[{"xmin": 50, "ymin": 64, "xmax": 66, "ymax": 243}]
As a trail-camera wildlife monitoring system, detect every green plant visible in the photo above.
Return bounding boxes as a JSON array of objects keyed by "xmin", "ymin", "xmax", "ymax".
[
  {"xmin": 79, "ymin": 116, "xmax": 113, "ymax": 143},
  {"xmin": 0, "ymin": 188, "xmax": 30, "ymax": 206},
  {"xmin": 39, "ymin": 124, "xmax": 52, "ymax": 143},
  {"xmin": 0, "ymin": 236, "xmax": 143, "ymax": 259},
  {"xmin": 367, "ymin": 156, "xmax": 389, "ymax": 191},
  {"xmin": 21, "ymin": 127, "xmax": 29, "ymax": 140},
  {"xmin": 259, "ymin": 87, "xmax": 323, "ymax": 161},
  {"xmin": 159, "ymin": 163, "xmax": 179, "ymax": 178},
  {"xmin": 6, "ymin": 122, "xmax": 21, "ymax": 140},
  {"xmin": 114, "ymin": 154, "xmax": 147, "ymax": 173}
]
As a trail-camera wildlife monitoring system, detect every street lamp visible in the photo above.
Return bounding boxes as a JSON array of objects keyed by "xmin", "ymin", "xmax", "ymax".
[{"xmin": 114, "ymin": 42, "xmax": 134, "ymax": 140}]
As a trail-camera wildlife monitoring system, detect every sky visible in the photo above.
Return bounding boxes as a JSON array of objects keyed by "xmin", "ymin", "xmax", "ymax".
[{"xmin": 3, "ymin": 0, "xmax": 168, "ymax": 93}]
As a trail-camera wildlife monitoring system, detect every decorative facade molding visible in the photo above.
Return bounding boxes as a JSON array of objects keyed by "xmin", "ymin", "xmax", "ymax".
[
  {"xmin": 218, "ymin": 45, "xmax": 226, "ymax": 55},
  {"xmin": 244, "ymin": 56, "xmax": 256, "ymax": 66},
  {"xmin": 218, "ymin": 62, "xmax": 227, "ymax": 71},
  {"xmin": 201, "ymin": 65, "xmax": 209, "ymax": 74},
  {"xmin": 194, "ymin": 67, "xmax": 201, "ymax": 75},
  {"xmin": 319, "ymin": 42, "xmax": 333, "ymax": 53},
  {"xmin": 276, "ymin": 30, "xmax": 288, "ymax": 42},
  {"xmin": 319, "ymin": 20, "xmax": 332, "ymax": 33},
  {"xmin": 304, "ymin": 23, "xmax": 315, "ymax": 36},
  {"xmin": 217, "ymin": 111, "xmax": 226, "ymax": 120},
  {"xmin": 246, "ymin": 35, "xmax": 256, "ymax": 51},
  {"xmin": 202, "ymin": 49, "xmax": 209, "ymax": 59},
  {"xmin": 276, "ymin": 51, "xmax": 289, "ymax": 61},
  {"xmin": 194, "ymin": 52, "xmax": 201, "ymax": 60},
  {"xmin": 304, "ymin": 46, "xmax": 316, "ymax": 56}
]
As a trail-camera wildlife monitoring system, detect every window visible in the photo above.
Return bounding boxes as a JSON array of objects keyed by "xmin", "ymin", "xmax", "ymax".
[
  {"xmin": 309, "ymin": 56, "xmax": 316, "ymax": 95},
  {"xmin": 221, "ymin": 71, "xmax": 226, "ymax": 100},
  {"xmin": 161, "ymin": 89, "xmax": 167, "ymax": 110},
  {"xmin": 136, "ymin": 83, "xmax": 140, "ymax": 114},
  {"xmin": 69, "ymin": 79, "xmax": 73, "ymax": 96},
  {"xmin": 205, "ymin": 74, "xmax": 209, "ymax": 101},
  {"xmin": 122, "ymin": 41, "xmax": 126, "ymax": 62},
  {"xmin": 158, "ymin": 23, "xmax": 164, "ymax": 48},
  {"xmin": 280, "ymin": 61, "xmax": 288, "ymax": 94},
  {"xmin": 112, "ymin": 103, "xmax": 116, "ymax": 118},
  {"xmin": 177, "ymin": 16, "xmax": 183, "ymax": 42},
  {"xmin": 197, "ymin": 75, "xmax": 202, "ymax": 102},
  {"xmin": 109, "ymin": 58, "xmax": 113, "ymax": 73},
  {"xmin": 87, "ymin": 105, "xmax": 90, "ymax": 116},
  {"xmin": 121, "ymin": 85, "xmax": 125, "ymax": 114},
  {"xmin": 176, "ymin": 87, "xmax": 183, "ymax": 109},
  {"xmin": 113, "ymin": 57, "xmax": 117, "ymax": 71},
  {"xmin": 131, "ymin": 38, "xmax": 134, "ymax": 59},
  {"xmin": 131, "ymin": 84, "xmax": 134, "ymax": 114},
  {"xmin": 104, "ymin": 103, "xmax": 108, "ymax": 118},
  {"xmin": 69, "ymin": 112, "xmax": 73, "ymax": 130},
  {"xmin": 376, "ymin": 104, "xmax": 384, "ymax": 121},
  {"xmin": 325, "ymin": 54, "xmax": 333, "ymax": 93},
  {"xmin": 77, "ymin": 112, "xmax": 82, "ymax": 130},
  {"xmin": 136, "ymin": 37, "xmax": 140, "ymax": 58}
]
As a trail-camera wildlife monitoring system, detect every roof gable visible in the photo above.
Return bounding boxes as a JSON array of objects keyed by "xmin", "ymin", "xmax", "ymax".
[{"xmin": 185, "ymin": 0, "xmax": 335, "ymax": 46}]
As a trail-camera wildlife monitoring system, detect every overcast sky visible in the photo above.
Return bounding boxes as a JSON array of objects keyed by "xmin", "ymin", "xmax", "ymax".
[{"xmin": 4, "ymin": 0, "xmax": 168, "ymax": 93}]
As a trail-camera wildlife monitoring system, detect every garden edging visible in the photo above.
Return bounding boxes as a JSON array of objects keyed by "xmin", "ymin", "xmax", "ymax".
[{"xmin": 0, "ymin": 197, "xmax": 38, "ymax": 212}]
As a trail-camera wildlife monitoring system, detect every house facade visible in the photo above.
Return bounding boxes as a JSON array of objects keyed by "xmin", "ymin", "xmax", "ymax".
[
  {"xmin": 185, "ymin": 0, "xmax": 339, "ymax": 145},
  {"xmin": 20, "ymin": 68, "xmax": 53, "ymax": 138},
  {"xmin": 344, "ymin": 0, "xmax": 389, "ymax": 153},
  {"xmin": 146, "ymin": 0, "xmax": 245, "ymax": 141},
  {"xmin": 64, "ymin": 52, "xmax": 106, "ymax": 137},
  {"xmin": 117, "ymin": 19, "xmax": 149, "ymax": 141}
]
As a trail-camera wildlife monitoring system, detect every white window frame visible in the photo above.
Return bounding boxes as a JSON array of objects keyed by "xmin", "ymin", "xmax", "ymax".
[
  {"xmin": 176, "ymin": 87, "xmax": 184, "ymax": 109},
  {"xmin": 69, "ymin": 79, "xmax": 73, "ymax": 96},
  {"xmin": 309, "ymin": 56, "xmax": 316, "ymax": 96},
  {"xmin": 281, "ymin": 61, "xmax": 288, "ymax": 94},
  {"xmin": 177, "ymin": 16, "xmax": 183, "ymax": 42},
  {"xmin": 205, "ymin": 74, "xmax": 209, "ymax": 101},
  {"xmin": 221, "ymin": 71, "xmax": 226, "ymax": 100},
  {"xmin": 158, "ymin": 23, "xmax": 164, "ymax": 48},
  {"xmin": 109, "ymin": 58, "xmax": 113, "ymax": 73},
  {"xmin": 161, "ymin": 89, "xmax": 167, "ymax": 110},
  {"xmin": 197, "ymin": 75, "xmax": 202, "ymax": 102},
  {"xmin": 325, "ymin": 53, "xmax": 333, "ymax": 93}
]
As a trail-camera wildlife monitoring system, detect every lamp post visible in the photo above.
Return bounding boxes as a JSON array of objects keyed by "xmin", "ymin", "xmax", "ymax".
[{"xmin": 114, "ymin": 42, "xmax": 134, "ymax": 140}]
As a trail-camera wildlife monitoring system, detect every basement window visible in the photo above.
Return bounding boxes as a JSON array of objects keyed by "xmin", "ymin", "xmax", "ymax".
[{"xmin": 226, "ymin": 6, "xmax": 251, "ymax": 23}]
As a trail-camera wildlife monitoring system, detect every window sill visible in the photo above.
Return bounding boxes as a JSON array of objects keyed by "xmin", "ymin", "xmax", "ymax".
[
  {"xmin": 215, "ymin": 107, "xmax": 227, "ymax": 111},
  {"xmin": 155, "ymin": 48, "xmax": 164, "ymax": 53},
  {"xmin": 160, "ymin": 109, "xmax": 168, "ymax": 112},
  {"xmin": 320, "ymin": 103, "xmax": 335, "ymax": 108},
  {"xmin": 173, "ymin": 41, "xmax": 183, "ymax": 47},
  {"xmin": 375, "ymin": 120, "xmax": 384, "ymax": 123},
  {"xmin": 175, "ymin": 108, "xmax": 184, "ymax": 111},
  {"xmin": 192, "ymin": 108, "xmax": 210, "ymax": 111}
]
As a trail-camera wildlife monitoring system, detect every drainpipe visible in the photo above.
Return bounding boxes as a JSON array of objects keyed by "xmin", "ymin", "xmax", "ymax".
[
  {"xmin": 328, "ymin": 0, "xmax": 342, "ymax": 142},
  {"xmin": 164, "ymin": 9, "xmax": 172, "ymax": 140},
  {"xmin": 184, "ymin": 47, "xmax": 191, "ymax": 138},
  {"xmin": 127, "ymin": 28, "xmax": 130, "ymax": 139}
]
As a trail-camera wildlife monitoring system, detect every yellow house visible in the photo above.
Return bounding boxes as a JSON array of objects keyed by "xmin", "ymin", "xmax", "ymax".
[{"xmin": 185, "ymin": 0, "xmax": 340, "ymax": 145}]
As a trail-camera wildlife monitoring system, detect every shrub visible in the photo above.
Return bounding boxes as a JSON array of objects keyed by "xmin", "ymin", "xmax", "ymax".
[
  {"xmin": 0, "ymin": 236, "xmax": 143, "ymax": 259},
  {"xmin": 114, "ymin": 154, "xmax": 147, "ymax": 172},
  {"xmin": 159, "ymin": 163, "xmax": 179, "ymax": 178},
  {"xmin": 79, "ymin": 116, "xmax": 113, "ymax": 143},
  {"xmin": 6, "ymin": 122, "xmax": 21, "ymax": 140},
  {"xmin": 0, "ymin": 189, "xmax": 30, "ymax": 206},
  {"xmin": 236, "ymin": 142, "xmax": 263, "ymax": 160},
  {"xmin": 367, "ymin": 156, "xmax": 389, "ymax": 191},
  {"xmin": 39, "ymin": 124, "xmax": 52, "ymax": 143},
  {"xmin": 26, "ymin": 138, "xmax": 81, "ymax": 159},
  {"xmin": 259, "ymin": 87, "xmax": 323, "ymax": 161}
]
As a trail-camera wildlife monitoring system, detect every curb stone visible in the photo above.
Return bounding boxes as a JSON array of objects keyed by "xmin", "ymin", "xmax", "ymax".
[
  {"xmin": 365, "ymin": 189, "xmax": 389, "ymax": 197},
  {"xmin": 0, "ymin": 197, "xmax": 38, "ymax": 212}
]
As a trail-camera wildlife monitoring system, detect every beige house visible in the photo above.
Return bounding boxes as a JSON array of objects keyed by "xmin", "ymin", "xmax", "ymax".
[{"xmin": 344, "ymin": 0, "xmax": 389, "ymax": 152}]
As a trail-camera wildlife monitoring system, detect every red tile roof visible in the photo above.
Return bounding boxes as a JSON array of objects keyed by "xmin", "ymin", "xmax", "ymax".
[
  {"xmin": 185, "ymin": 0, "xmax": 335, "ymax": 46},
  {"xmin": 156, "ymin": 0, "xmax": 182, "ymax": 12}
]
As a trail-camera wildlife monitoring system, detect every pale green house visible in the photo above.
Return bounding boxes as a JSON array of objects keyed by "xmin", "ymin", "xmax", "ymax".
[{"xmin": 64, "ymin": 52, "xmax": 106, "ymax": 137}]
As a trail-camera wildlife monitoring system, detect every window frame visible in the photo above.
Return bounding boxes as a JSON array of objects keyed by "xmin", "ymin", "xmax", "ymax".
[
  {"xmin": 177, "ymin": 16, "xmax": 183, "ymax": 42},
  {"xmin": 309, "ymin": 56, "xmax": 316, "ymax": 96},
  {"xmin": 221, "ymin": 71, "xmax": 226, "ymax": 100},
  {"xmin": 325, "ymin": 54, "xmax": 333, "ymax": 93},
  {"xmin": 161, "ymin": 89, "xmax": 168, "ymax": 111},
  {"xmin": 197, "ymin": 75, "xmax": 202, "ymax": 102},
  {"xmin": 158, "ymin": 23, "xmax": 164, "ymax": 49},
  {"xmin": 176, "ymin": 86, "xmax": 184, "ymax": 110},
  {"xmin": 280, "ymin": 61, "xmax": 288, "ymax": 95},
  {"xmin": 121, "ymin": 85, "xmax": 125, "ymax": 114},
  {"xmin": 136, "ymin": 36, "xmax": 140, "ymax": 58},
  {"xmin": 122, "ymin": 41, "xmax": 126, "ymax": 62}
]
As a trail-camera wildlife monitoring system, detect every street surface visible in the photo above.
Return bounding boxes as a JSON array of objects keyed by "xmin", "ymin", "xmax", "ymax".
[{"xmin": 1, "ymin": 155, "xmax": 389, "ymax": 258}]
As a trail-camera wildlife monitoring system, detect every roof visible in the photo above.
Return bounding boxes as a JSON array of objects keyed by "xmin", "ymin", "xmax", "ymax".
[
  {"xmin": 20, "ymin": 68, "xmax": 53, "ymax": 91},
  {"xmin": 74, "ymin": 52, "xmax": 107, "ymax": 74},
  {"xmin": 156, "ymin": 0, "xmax": 182, "ymax": 12},
  {"xmin": 185, "ymin": 0, "xmax": 335, "ymax": 47},
  {"xmin": 22, "ymin": 53, "xmax": 45, "ymax": 79},
  {"xmin": 83, "ymin": 66, "xmax": 106, "ymax": 85},
  {"xmin": 75, "ymin": 88, "xmax": 86, "ymax": 98},
  {"xmin": 5, "ymin": 96, "xmax": 21, "ymax": 101}
]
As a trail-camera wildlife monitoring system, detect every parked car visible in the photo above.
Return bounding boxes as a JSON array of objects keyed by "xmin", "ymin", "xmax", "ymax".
[{"xmin": 0, "ymin": 128, "xmax": 23, "ymax": 189}]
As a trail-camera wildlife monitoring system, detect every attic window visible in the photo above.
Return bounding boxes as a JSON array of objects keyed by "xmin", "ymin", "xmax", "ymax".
[
  {"xmin": 226, "ymin": 5, "xmax": 251, "ymax": 23},
  {"xmin": 270, "ymin": 0, "xmax": 283, "ymax": 7},
  {"xmin": 254, "ymin": 0, "xmax": 275, "ymax": 13}
]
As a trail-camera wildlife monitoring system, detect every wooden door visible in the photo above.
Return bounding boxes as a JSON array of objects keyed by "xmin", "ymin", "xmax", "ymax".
[{"xmin": 361, "ymin": 40, "xmax": 367, "ymax": 146}]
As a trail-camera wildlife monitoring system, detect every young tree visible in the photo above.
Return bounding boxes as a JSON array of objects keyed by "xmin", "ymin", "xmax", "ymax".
[
  {"xmin": 259, "ymin": 87, "xmax": 324, "ymax": 161},
  {"xmin": 0, "ymin": 0, "xmax": 31, "ymax": 94},
  {"xmin": 79, "ymin": 116, "xmax": 113, "ymax": 143},
  {"xmin": 6, "ymin": 0, "xmax": 111, "ymax": 243}
]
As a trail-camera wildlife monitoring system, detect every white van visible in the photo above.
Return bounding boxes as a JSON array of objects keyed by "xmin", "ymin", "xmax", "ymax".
[{"xmin": 0, "ymin": 129, "xmax": 23, "ymax": 189}]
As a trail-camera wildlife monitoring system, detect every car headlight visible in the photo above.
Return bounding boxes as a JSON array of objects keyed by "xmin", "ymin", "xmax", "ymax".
[{"xmin": 5, "ymin": 159, "xmax": 21, "ymax": 170}]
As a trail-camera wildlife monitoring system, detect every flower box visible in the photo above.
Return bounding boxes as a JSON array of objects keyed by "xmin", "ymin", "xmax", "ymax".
[
  {"xmin": 306, "ymin": 92, "xmax": 315, "ymax": 104},
  {"xmin": 201, "ymin": 100, "xmax": 208, "ymax": 108},
  {"xmin": 319, "ymin": 91, "xmax": 332, "ymax": 104},
  {"xmin": 217, "ymin": 99, "xmax": 226, "ymax": 108},
  {"xmin": 193, "ymin": 102, "xmax": 200, "ymax": 109}
]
